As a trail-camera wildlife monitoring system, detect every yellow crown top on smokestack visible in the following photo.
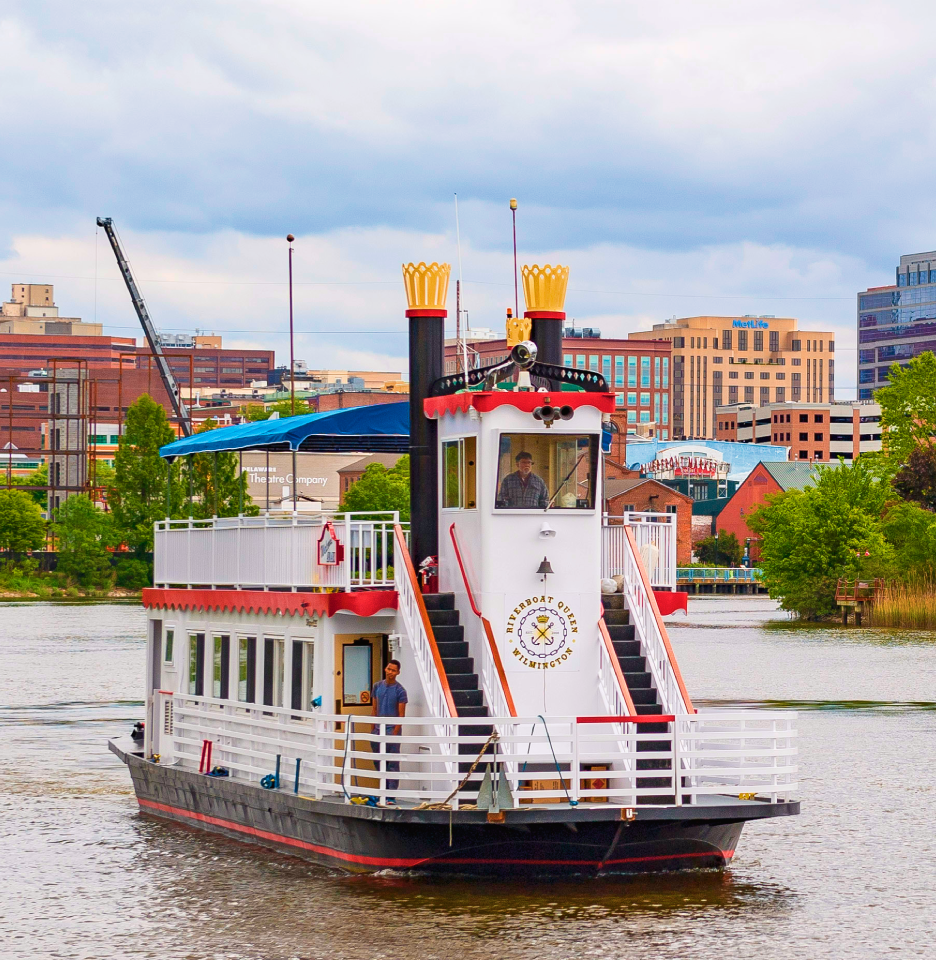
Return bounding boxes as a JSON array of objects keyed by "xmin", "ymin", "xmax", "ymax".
[
  {"xmin": 402, "ymin": 262, "xmax": 451, "ymax": 311},
  {"xmin": 521, "ymin": 264, "xmax": 569, "ymax": 313}
]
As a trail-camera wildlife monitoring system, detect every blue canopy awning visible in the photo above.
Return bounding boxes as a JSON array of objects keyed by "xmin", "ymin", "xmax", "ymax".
[{"xmin": 159, "ymin": 402, "xmax": 410, "ymax": 459}]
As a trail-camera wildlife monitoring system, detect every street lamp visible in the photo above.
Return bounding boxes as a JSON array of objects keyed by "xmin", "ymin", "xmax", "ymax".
[{"xmin": 287, "ymin": 234, "xmax": 295, "ymax": 416}]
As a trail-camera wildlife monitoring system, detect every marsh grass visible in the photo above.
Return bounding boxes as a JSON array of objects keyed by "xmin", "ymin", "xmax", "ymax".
[{"xmin": 874, "ymin": 578, "xmax": 936, "ymax": 630}]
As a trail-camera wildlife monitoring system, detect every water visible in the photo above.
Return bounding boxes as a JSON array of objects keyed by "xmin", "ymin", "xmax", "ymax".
[{"xmin": 2, "ymin": 599, "xmax": 935, "ymax": 959}]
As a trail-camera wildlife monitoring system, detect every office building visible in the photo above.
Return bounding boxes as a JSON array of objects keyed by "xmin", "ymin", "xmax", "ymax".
[
  {"xmin": 715, "ymin": 400, "xmax": 881, "ymax": 461},
  {"xmin": 444, "ymin": 332, "xmax": 673, "ymax": 439},
  {"xmin": 628, "ymin": 316, "xmax": 836, "ymax": 440},
  {"xmin": 0, "ymin": 283, "xmax": 103, "ymax": 336},
  {"xmin": 857, "ymin": 251, "xmax": 936, "ymax": 399}
]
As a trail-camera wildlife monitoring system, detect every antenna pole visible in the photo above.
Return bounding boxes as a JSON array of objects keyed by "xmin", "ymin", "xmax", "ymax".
[
  {"xmin": 287, "ymin": 234, "xmax": 295, "ymax": 416},
  {"xmin": 454, "ymin": 193, "xmax": 469, "ymax": 380},
  {"xmin": 510, "ymin": 198, "xmax": 519, "ymax": 321}
]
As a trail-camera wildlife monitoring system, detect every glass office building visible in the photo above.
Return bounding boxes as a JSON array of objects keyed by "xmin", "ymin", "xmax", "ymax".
[{"xmin": 858, "ymin": 251, "xmax": 936, "ymax": 400}]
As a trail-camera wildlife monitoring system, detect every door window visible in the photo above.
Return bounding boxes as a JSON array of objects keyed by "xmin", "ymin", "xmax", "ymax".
[{"xmin": 343, "ymin": 643, "xmax": 373, "ymax": 706}]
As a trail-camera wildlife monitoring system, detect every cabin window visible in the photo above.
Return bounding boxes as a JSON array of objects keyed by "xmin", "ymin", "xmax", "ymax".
[
  {"xmin": 237, "ymin": 636, "xmax": 256, "ymax": 702},
  {"xmin": 342, "ymin": 642, "xmax": 372, "ymax": 706},
  {"xmin": 188, "ymin": 633, "xmax": 205, "ymax": 696},
  {"xmin": 441, "ymin": 436, "xmax": 477, "ymax": 510},
  {"xmin": 292, "ymin": 640, "xmax": 315, "ymax": 712},
  {"xmin": 494, "ymin": 433, "xmax": 598, "ymax": 510},
  {"xmin": 163, "ymin": 629, "xmax": 174, "ymax": 664},
  {"xmin": 212, "ymin": 635, "xmax": 230, "ymax": 700}
]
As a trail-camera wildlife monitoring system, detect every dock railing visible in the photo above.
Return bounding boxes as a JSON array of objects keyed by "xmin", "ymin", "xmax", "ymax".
[
  {"xmin": 678, "ymin": 567, "xmax": 762, "ymax": 584},
  {"xmin": 602, "ymin": 512, "xmax": 677, "ymax": 590},
  {"xmin": 152, "ymin": 692, "xmax": 798, "ymax": 809},
  {"xmin": 153, "ymin": 512, "xmax": 406, "ymax": 591}
]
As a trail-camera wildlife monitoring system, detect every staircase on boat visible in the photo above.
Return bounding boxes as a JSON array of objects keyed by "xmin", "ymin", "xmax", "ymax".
[
  {"xmin": 602, "ymin": 593, "xmax": 674, "ymax": 803},
  {"xmin": 422, "ymin": 592, "xmax": 493, "ymax": 785}
]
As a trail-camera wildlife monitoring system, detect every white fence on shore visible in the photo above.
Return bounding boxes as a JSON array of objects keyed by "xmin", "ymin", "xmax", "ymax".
[
  {"xmin": 152, "ymin": 692, "xmax": 798, "ymax": 809},
  {"xmin": 153, "ymin": 512, "xmax": 406, "ymax": 591}
]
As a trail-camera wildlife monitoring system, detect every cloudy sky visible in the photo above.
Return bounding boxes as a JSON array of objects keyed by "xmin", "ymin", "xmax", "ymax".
[{"xmin": 2, "ymin": 1, "xmax": 934, "ymax": 395}]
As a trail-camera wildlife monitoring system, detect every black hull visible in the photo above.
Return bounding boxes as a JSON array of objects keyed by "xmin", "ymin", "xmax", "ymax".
[{"xmin": 111, "ymin": 741, "xmax": 799, "ymax": 878}]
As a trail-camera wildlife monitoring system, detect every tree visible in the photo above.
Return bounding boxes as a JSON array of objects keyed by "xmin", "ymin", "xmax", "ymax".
[
  {"xmin": 9, "ymin": 463, "xmax": 48, "ymax": 509},
  {"xmin": 54, "ymin": 494, "xmax": 115, "ymax": 588},
  {"xmin": 892, "ymin": 445, "xmax": 936, "ymax": 512},
  {"xmin": 338, "ymin": 456, "xmax": 409, "ymax": 520},
  {"xmin": 181, "ymin": 419, "xmax": 257, "ymax": 519},
  {"xmin": 747, "ymin": 459, "xmax": 894, "ymax": 619},
  {"xmin": 696, "ymin": 531, "xmax": 743, "ymax": 566},
  {"xmin": 881, "ymin": 501, "xmax": 936, "ymax": 580},
  {"xmin": 0, "ymin": 488, "xmax": 46, "ymax": 551},
  {"xmin": 110, "ymin": 395, "xmax": 183, "ymax": 553},
  {"xmin": 876, "ymin": 351, "xmax": 936, "ymax": 465},
  {"xmin": 241, "ymin": 399, "xmax": 310, "ymax": 421}
]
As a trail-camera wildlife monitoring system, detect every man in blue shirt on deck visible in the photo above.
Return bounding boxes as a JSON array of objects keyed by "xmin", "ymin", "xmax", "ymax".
[{"xmin": 371, "ymin": 659, "xmax": 407, "ymax": 805}]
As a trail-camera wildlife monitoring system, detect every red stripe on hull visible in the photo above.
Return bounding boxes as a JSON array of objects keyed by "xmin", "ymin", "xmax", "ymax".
[{"xmin": 137, "ymin": 798, "xmax": 733, "ymax": 869}]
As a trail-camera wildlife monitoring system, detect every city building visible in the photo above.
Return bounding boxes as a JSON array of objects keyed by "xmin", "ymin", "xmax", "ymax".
[
  {"xmin": 0, "ymin": 284, "xmax": 103, "ymax": 336},
  {"xmin": 717, "ymin": 461, "xmax": 836, "ymax": 562},
  {"xmin": 857, "ymin": 251, "xmax": 936, "ymax": 400},
  {"xmin": 628, "ymin": 316, "xmax": 836, "ymax": 440},
  {"xmin": 715, "ymin": 400, "xmax": 882, "ymax": 461},
  {"xmin": 604, "ymin": 477, "xmax": 693, "ymax": 564},
  {"xmin": 444, "ymin": 332, "xmax": 673, "ymax": 439}
]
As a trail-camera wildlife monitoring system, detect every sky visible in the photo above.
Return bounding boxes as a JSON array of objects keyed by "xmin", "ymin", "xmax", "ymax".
[{"xmin": 2, "ymin": 0, "xmax": 936, "ymax": 396}]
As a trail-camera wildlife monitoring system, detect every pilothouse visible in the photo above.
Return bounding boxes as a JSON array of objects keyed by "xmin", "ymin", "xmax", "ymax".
[{"xmin": 110, "ymin": 257, "xmax": 799, "ymax": 876}]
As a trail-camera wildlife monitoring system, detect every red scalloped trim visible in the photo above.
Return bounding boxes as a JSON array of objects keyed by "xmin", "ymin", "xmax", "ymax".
[
  {"xmin": 142, "ymin": 588, "xmax": 398, "ymax": 618},
  {"xmin": 424, "ymin": 391, "xmax": 616, "ymax": 418}
]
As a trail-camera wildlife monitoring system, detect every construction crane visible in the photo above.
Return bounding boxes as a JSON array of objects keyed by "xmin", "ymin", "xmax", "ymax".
[{"xmin": 96, "ymin": 217, "xmax": 193, "ymax": 437}]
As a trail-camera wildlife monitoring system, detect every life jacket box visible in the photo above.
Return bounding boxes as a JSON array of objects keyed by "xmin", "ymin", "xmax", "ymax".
[
  {"xmin": 520, "ymin": 777, "xmax": 570, "ymax": 804},
  {"xmin": 581, "ymin": 763, "xmax": 609, "ymax": 803}
]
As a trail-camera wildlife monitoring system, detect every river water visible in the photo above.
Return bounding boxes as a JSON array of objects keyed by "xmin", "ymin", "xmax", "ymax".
[{"xmin": 2, "ymin": 599, "xmax": 935, "ymax": 959}]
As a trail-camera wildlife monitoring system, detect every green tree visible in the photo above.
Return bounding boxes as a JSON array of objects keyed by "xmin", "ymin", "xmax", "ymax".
[
  {"xmin": 181, "ymin": 419, "xmax": 257, "ymax": 519},
  {"xmin": 54, "ymin": 494, "xmax": 115, "ymax": 588},
  {"xmin": 9, "ymin": 463, "xmax": 48, "ymax": 509},
  {"xmin": 241, "ymin": 399, "xmax": 310, "ymax": 421},
  {"xmin": 696, "ymin": 531, "xmax": 743, "ymax": 566},
  {"xmin": 338, "ymin": 455, "xmax": 409, "ymax": 520},
  {"xmin": 0, "ymin": 488, "xmax": 46, "ymax": 551},
  {"xmin": 881, "ymin": 501, "xmax": 936, "ymax": 580},
  {"xmin": 747, "ymin": 460, "xmax": 894, "ymax": 619},
  {"xmin": 892, "ymin": 445, "xmax": 936, "ymax": 511},
  {"xmin": 110, "ymin": 395, "xmax": 183, "ymax": 552},
  {"xmin": 876, "ymin": 351, "xmax": 936, "ymax": 464}
]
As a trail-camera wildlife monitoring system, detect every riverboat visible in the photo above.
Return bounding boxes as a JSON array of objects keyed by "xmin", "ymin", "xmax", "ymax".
[{"xmin": 111, "ymin": 260, "xmax": 798, "ymax": 876}]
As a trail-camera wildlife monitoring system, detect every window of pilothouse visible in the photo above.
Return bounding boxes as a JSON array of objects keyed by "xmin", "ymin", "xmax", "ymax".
[
  {"xmin": 494, "ymin": 433, "xmax": 597, "ymax": 511},
  {"xmin": 442, "ymin": 436, "xmax": 477, "ymax": 510}
]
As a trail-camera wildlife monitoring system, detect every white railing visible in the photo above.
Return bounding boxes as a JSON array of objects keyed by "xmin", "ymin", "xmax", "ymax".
[
  {"xmin": 602, "ymin": 512, "xmax": 677, "ymax": 590},
  {"xmin": 616, "ymin": 525, "xmax": 693, "ymax": 716},
  {"xmin": 152, "ymin": 692, "xmax": 797, "ymax": 809},
  {"xmin": 153, "ymin": 512, "xmax": 405, "ymax": 591},
  {"xmin": 393, "ymin": 525, "xmax": 458, "ymax": 729}
]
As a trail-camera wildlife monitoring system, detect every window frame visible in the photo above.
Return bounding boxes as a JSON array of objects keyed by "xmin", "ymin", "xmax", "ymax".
[
  {"xmin": 441, "ymin": 435, "xmax": 478, "ymax": 511},
  {"xmin": 492, "ymin": 430, "xmax": 600, "ymax": 514}
]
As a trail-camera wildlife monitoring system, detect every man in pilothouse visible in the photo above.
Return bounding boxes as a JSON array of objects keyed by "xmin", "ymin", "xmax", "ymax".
[{"xmin": 498, "ymin": 451, "xmax": 548, "ymax": 509}]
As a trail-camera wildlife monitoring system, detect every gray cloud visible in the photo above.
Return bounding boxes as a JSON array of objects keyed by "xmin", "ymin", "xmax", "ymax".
[{"xmin": 1, "ymin": 0, "xmax": 931, "ymax": 390}]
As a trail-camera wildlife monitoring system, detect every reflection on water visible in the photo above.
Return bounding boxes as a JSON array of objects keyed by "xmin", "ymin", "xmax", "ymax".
[{"xmin": 2, "ymin": 600, "xmax": 936, "ymax": 959}]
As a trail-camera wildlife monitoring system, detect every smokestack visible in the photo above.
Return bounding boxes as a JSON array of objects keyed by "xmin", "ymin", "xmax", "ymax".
[
  {"xmin": 402, "ymin": 261, "xmax": 450, "ymax": 576},
  {"xmin": 522, "ymin": 264, "xmax": 569, "ymax": 384}
]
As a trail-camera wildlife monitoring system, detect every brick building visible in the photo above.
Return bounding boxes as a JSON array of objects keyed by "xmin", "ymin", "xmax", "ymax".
[
  {"xmin": 604, "ymin": 477, "xmax": 693, "ymax": 564},
  {"xmin": 311, "ymin": 391, "xmax": 408, "ymax": 413},
  {"xmin": 715, "ymin": 400, "xmax": 883, "ymax": 462},
  {"xmin": 716, "ymin": 461, "xmax": 829, "ymax": 562}
]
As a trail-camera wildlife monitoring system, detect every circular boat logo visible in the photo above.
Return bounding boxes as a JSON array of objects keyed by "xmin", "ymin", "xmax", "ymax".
[{"xmin": 506, "ymin": 596, "xmax": 578, "ymax": 669}]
